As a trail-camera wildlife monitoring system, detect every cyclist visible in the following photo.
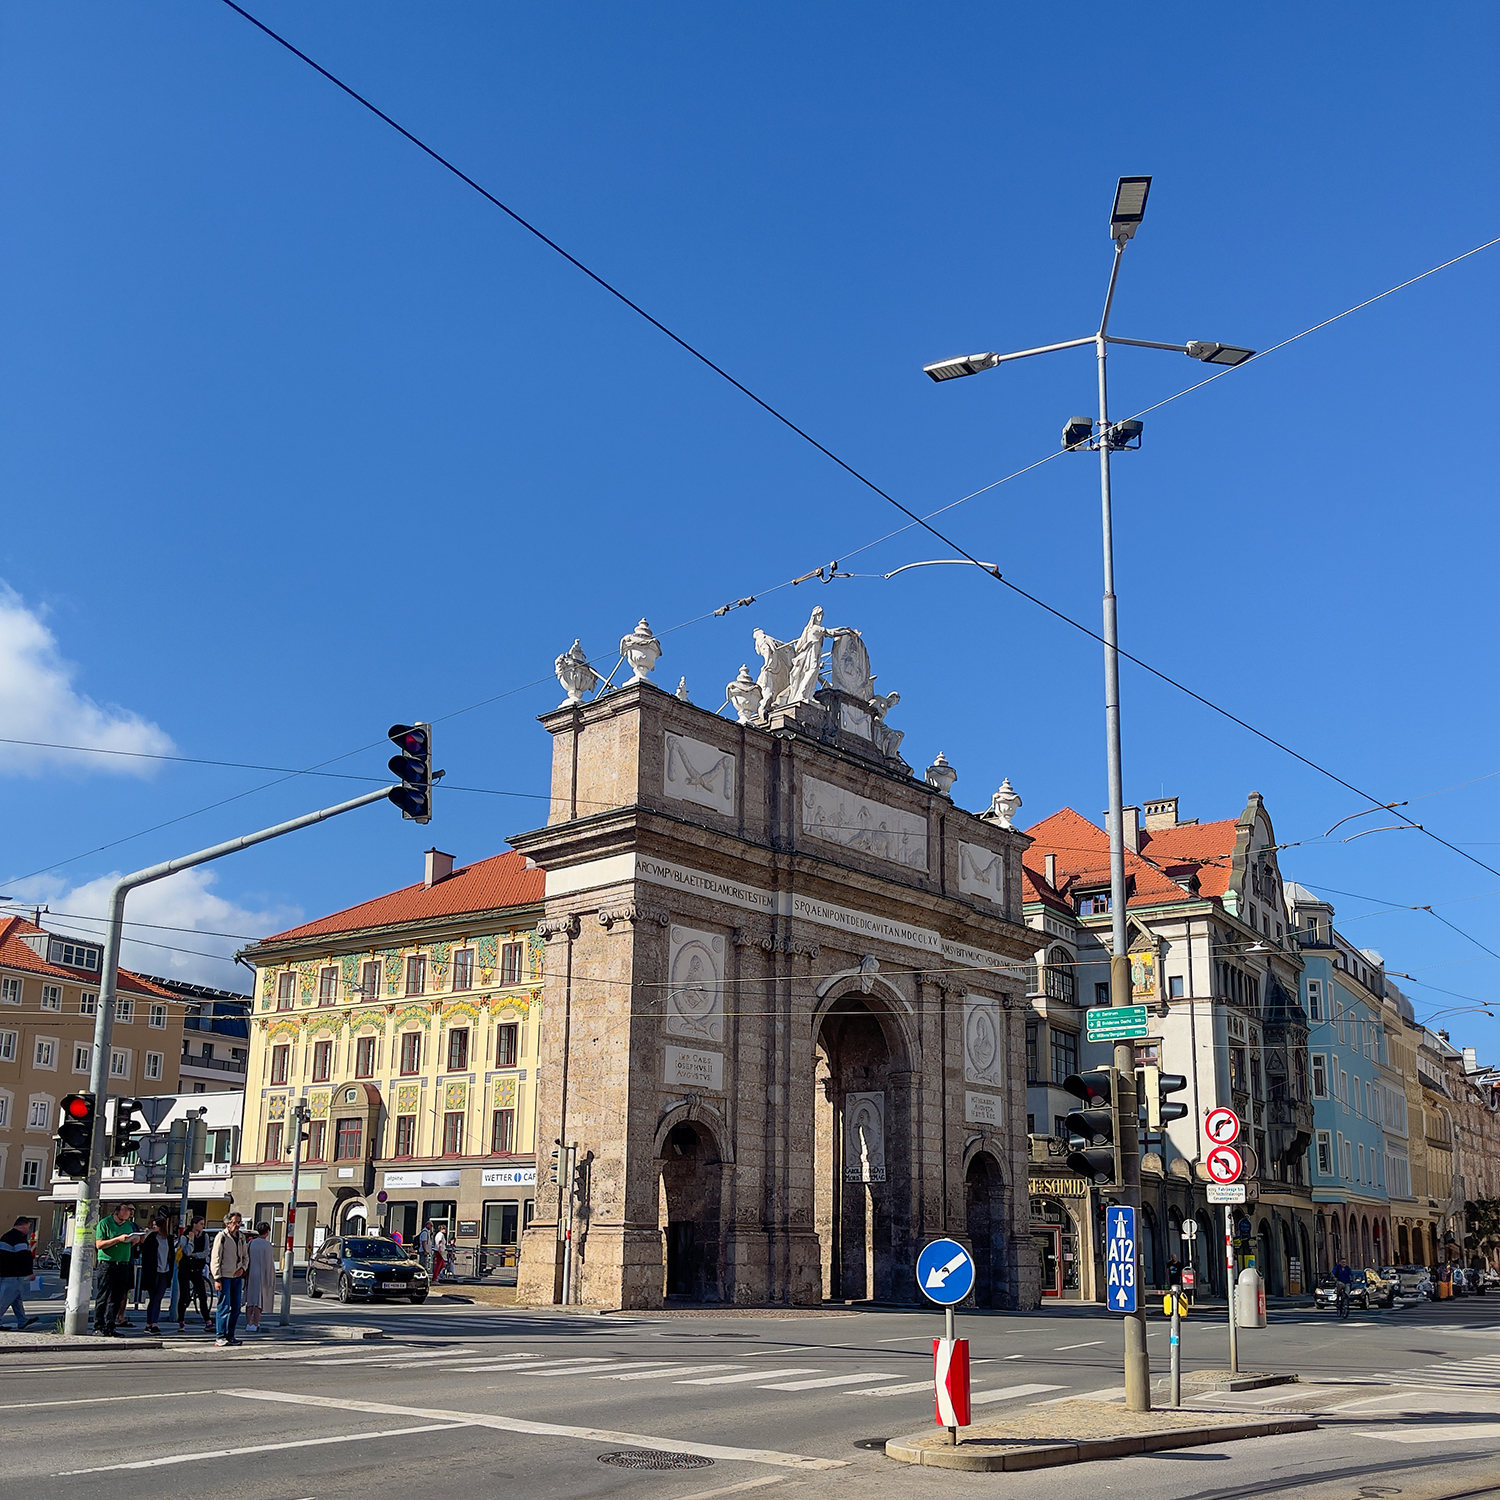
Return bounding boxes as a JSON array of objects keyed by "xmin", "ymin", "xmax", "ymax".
[{"xmin": 1333, "ymin": 1259, "xmax": 1352, "ymax": 1318}]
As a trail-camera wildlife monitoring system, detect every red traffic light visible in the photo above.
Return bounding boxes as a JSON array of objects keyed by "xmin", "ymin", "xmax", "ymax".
[
  {"xmin": 66, "ymin": 1096, "xmax": 91, "ymax": 1119},
  {"xmin": 388, "ymin": 724, "xmax": 428, "ymax": 757}
]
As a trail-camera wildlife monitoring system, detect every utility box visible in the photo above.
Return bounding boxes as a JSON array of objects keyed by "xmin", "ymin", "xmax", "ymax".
[{"xmin": 1236, "ymin": 1266, "xmax": 1267, "ymax": 1328}]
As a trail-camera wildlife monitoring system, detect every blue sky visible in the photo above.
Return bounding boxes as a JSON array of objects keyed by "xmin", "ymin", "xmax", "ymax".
[{"xmin": 2, "ymin": 4, "xmax": 1496, "ymax": 1052}]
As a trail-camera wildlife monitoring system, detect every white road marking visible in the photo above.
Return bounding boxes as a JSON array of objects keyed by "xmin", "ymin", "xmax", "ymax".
[
  {"xmin": 55, "ymin": 1422, "xmax": 472, "ymax": 1473},
  {"xmin": 1004, "ymin": 1353, "xmax": 1025, "ymax": 1360},
  {"xmin": 674, "ymin": 1478, "xmax": 785, "ymax": 1500},
  {"xmin": 305, "ymin": 1349, "xmax": 479, "ymax": 1367},
  {"xmin": 599, "ymin": 1364, "xmax": 740, "ymax": 1381},
  {"xmin": 1054, "ymin": 1341, "xmax": 1103, "ymax": 1351},
  {"xmin": 878, "ymin": 1335, "xmax": 935, "ymax": 1342},
  {"xmin": 0, "ymin": 1390, "xmax": 200, "ymax": 1412},
  {"xmin": 217, "ymin": 1387, "xmax": 848, "ymax": 1469},
  {"xmin": 737, "ymin": 1347, "xmax": 808, "ymax": 1356},
  {"xmin": 539, "ymin": 1361, "xmax": 670, "ymax": 1377},
  {"xmin": 678, "ymin": 1368, "xmax": 821, "ymax": 1386},
  {"xmin": 842, "ymin": 1379, "xmax": 935, "ymax": 1397},
  {"xmin": 1036, "ymin": 1386, "xmax": 1124, "ymax": 1403},
  {"xmin": 760, "ymin": 1373, "xmax": 901, "ymax": 1392},
  {"xmin": 515, "ymin": 1359, "xmax": 621, "ymax": 1376},
  {"xmin": 1370, "ymin": 1424, "xmax": 1500, "ymax": 1444},
  {"xmin": 972, "ymin": 1383, "xmax": 1065, "ymax": 1405}
]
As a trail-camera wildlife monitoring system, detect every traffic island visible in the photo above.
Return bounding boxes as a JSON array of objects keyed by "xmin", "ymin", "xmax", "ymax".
[
  {"xmin": 884, "ymin": 1399, "xmax": 1317, "ymax": 1471},
  {"xmin": 1181, "ymin": 1370, "xmax": 1298, "ymax": 1392}
]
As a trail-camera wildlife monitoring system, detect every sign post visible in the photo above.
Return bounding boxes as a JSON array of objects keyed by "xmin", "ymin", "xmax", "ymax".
[
  {"xmin": 1201, "ymin": 1109, "xmax": 1244, "ymax": 1374},
  {"xmin": 916, "ymin": 1238, "xmax": 974, "ymax": 1446}
]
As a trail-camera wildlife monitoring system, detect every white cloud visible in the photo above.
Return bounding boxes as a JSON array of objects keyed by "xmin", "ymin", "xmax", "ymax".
[
  {"xmin": 9, "ymin": 868, "xmax": 301, "ymax": 991},
  {"xmin": 0, "ymin": 583, "xmax": 175, "ymax": 775}
]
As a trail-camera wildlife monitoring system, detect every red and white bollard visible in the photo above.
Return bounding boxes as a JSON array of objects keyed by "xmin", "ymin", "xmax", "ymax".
[{"xmin": 934, "ymin": 1336, "xmax": 971, "ymax": 1443}]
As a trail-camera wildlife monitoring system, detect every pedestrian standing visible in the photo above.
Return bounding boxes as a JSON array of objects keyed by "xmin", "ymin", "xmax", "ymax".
[
  {"xmin": 139, "ymin": 1214, "xmax": 175, "ymax": 1335},
  {"xmin": 245, "ymin": 1222, "xmax": 277, "ymax": 1333},
  {"xmin": 211, "ymin": 1211, "xmax": 251, "ymax": 1347},
  {"xmin": 93, "ymin": 1201, "xmax": 142, "ymax": 1337},
  {"xmin": 418, "ymin": 1220, "xmax": 433, "ymax": 1271},
  {"xmin": 0, "ymin": 1216, "xmax": 40, "ymax": 1330},
  {"xmin": 433, "ymin": 1225, "xmax": 448, "ymax": 1283},
  {"xmin": 177, "ymin": 1216, "xmax": 211, "ymax": 1332}
]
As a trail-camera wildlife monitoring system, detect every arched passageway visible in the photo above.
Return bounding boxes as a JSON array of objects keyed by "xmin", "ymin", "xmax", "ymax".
[
  {"xmin": 964, "ymin": 1153, "xmax": 1006, "ymax": 1307},
  {"xmin": 659, "ymin": 1121, "xmax": 723, "ymax": 1301}
]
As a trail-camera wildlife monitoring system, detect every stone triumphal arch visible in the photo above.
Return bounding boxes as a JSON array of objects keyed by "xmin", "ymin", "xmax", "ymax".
[{"xmin": 514, "ymin": 614, "xmax": 1041, "ymax": 1309}]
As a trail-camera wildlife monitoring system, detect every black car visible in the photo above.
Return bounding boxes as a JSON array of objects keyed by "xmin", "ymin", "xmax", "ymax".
[{"xmin": 306, "ymin": 1235, "xmax": 430, "ymax": 1304}]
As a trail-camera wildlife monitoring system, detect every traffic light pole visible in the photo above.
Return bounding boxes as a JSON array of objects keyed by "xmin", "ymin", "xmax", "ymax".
[{"xmin": 62, "ymin": 785, "xmax": 395, "ymax": 1336}]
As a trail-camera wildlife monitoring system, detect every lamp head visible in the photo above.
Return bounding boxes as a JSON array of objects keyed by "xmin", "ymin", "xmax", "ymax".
[
  {"xmin": 1110, "ymin": 176, "xmax": 1152, "ymax": 241},
  {"xmin": 1186, "ymin": 341, "xmax": 1256, "ymax": 367},
  {"xmin": 923, "ymin": 352, "xmax": 1001, "ymax": 382},
  {"xmin": 1062, "ymin": 415, "xmax": 1095, "ymax": 450}
]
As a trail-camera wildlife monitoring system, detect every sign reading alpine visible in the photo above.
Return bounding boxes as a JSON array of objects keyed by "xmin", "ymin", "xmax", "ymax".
[{"xmin": 1105, "ymin": 1204, "xmax": 1138, "ymax": 1313}]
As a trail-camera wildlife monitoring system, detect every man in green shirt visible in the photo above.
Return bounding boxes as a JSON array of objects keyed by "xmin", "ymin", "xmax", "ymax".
[{"xmin": 93, "ymin": 1200, "xmax": 142, "ymax": 1337}]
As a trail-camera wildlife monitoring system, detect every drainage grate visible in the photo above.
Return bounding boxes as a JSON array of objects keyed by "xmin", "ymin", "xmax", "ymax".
[{"xmin": 598, "ymin": 1451, "xmax": 715, "ymax": 1471}]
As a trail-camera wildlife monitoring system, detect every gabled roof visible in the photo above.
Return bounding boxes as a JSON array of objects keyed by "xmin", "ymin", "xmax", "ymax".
[
  {"xmin": 1020, "ymin": 807, "xmax": 1239, "ymax": 913},
  {"xmin": 0, "ymin": 916, "xmax": 175, "ymax": 998},
  {"xmin": 251, "ymin": 850, "xmax": 545, "ymax": 948}
]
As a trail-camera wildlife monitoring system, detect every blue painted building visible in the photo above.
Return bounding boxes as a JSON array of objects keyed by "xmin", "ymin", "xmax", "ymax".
[{"xmin": 1285, "ymin": 884, "xmax": 1396, "ymax": 1270}]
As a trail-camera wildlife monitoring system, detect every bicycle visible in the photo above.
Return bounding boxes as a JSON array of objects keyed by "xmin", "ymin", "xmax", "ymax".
[{"xmin": 1336, "ymin": 1284, "xmax": 1350, "ymax": 1320}]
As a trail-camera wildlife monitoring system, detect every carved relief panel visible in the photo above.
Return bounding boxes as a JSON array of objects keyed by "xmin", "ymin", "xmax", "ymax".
[
  {"xmin": 959, "ymin": 840, "xmax": 1007, "ymax": 908},
  {"xmin": 801, "ymin": 775, "xmax": 927, "ymax": 871},
  {"xmin": 963, "ymin": 995, "xmax": 1003, "ymax": 1087},
  {"xmin": 665, "ymin": 924, "xmax": 725, "ymax": 1046},
  {"xmin": 664, "ymin": 732, "xmax": 736, "ymax": 817},
  {"xmin": 844, "ymin": 1091, "xmax": 887, "ymax": 1182}
]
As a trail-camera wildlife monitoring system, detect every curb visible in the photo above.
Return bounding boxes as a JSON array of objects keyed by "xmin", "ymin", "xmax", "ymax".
[
  {"xmin": 0, "ymin": 1335, "xmax": 165, "ymax": 1354},
  {"xmin": 885, "ymin": 1415, "xmax": 1318, "ymax": 1470},
  {"xmin": 1181, "ymin": 1372, "xmax": 1298, "ymax": 1392}
]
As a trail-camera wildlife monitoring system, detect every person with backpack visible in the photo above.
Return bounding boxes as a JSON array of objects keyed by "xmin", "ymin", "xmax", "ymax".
[
  {"xmin": 177, "ymin": 1216, "xmax": 211, "ymax": 1332},
  {"xmin": 210, "ymin": 1211, "xmax": 251, "ymax": 1347}
]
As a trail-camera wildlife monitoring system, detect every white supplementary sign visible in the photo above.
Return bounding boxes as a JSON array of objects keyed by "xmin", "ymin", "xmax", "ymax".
[
  {"xmin": 1205, "ymin": 1107, "xmax": 1241, "ymax": 1145},
  {"xmin": 1206, "ymin": 1182, "xmax": 1247, "ymax": 1204},
  {"xmin": 664, "ymin": 1045, "xmax": 724, "ymax": 1092},
  {"xmin": 481, "ymin": 1167, "xmax": 537, "ymax": 1187}
]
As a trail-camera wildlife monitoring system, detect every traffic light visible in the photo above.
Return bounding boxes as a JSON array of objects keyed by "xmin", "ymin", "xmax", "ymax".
[
  {"xmin": 54, "ymin": 1093, "xmax": 96, "ymax": 1178},
  {"xmin": 547, "ymin": 1145, "xmax": 561, "ymax": 1186},
  {"xmin": 1063, "ymin": 1068, "xmax": 1120, "ymax": 1183},
  {"xmin": 387, "ymin": 723, "xmax": 433, "ymax": 824},
  {"xmin": 572, "ymin": 1154, "xmax": 590, "ymax": 1199},
  {"xmin": 1135, "ymin": 1065, "xmax": 1190, "ymax": 1131},
  {"xmin": 113, "ymin": 1098, "xmax": 145, "ymax": 1160},
  {"xmin": 187, "ymin": 1114, "xmax": 209, "ymax": 1174}
]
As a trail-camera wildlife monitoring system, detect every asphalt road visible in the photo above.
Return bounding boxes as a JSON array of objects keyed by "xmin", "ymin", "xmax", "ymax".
[{"xmin": 4, "ymin": 1290, "xmax": 1499, "ymax": 1500}]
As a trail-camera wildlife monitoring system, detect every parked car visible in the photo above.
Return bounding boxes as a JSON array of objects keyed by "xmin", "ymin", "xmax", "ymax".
[
  {"xmin": 306, "ymin": 1234, "xmax": 430, "ymax": 1304},
  {"xmin": 1383, "ymin": 1265, "xmax": 1426, "ymax": 1297},
  {"xmin": 1353, "ymin": 1268, "xmax": 1396, "ymax": 1308}
]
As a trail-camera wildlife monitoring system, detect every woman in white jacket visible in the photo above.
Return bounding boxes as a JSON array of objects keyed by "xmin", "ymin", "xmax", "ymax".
[{"xmin": 244, "ymin": 1222, "xmax": 277, "ymax": 1332}]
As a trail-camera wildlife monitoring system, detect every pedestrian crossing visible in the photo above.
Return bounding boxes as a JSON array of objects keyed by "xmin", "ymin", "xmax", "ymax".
[
  {"xmin": 1372, "ymin": 1354, "xmax": 1500, "ymax": 1390},
  {"xmin": 294, "ymin": 1343, "xmax": 1065, "ymax": 1407}
]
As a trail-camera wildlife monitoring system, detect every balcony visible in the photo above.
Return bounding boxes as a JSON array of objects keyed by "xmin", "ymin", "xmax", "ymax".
[{"xmin": 180, "ymin": 1054, "xmax": 246, "ymax": 1075}]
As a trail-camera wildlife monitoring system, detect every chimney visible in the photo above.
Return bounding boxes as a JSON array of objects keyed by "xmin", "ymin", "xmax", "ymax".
[
  {"xmin": 1143, "ymin": 796, "xmax": 1179, "ymax": 831},
  {"xmin": 1463, "ymin": 1046, "xmax": 1478, "ymax": 1074},
  {"xmin": 1044, "ymin": 852, "xmax": 1057, "ymax": 888},
  {"xmin": 424, "ymin": 849, "xmax": 455, "ymax": 888},
  {"xmin": 1103, "ymin": 806, "xmax": 1142, "ymax": 853}
]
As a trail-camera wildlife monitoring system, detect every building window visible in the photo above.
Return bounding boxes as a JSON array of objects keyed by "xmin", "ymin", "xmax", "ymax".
[
  {"xmin": 395, "ymin": 1031, "xmax": 421, "ymax": 1075},
  {"xmin": 318, "ymin": 967, "xmax": 337, "ymax": 1006},
  {"xmin": 1315, "ymin": 1131, "xmax": 1332, "ymax": 1175},
  {"xmin": 0, "ymin": 977, "xmax": 20, "ymax": 1005},
  {"xmin": 144, "ymin": 1052, "xmax": 163, "ymax": 1081},
  {"xmin": 41, "ymin": 984, "xmax": 61, "ymax": 1011},
  {"xmin": 1095, "ymin": 982, "xmax": 1110, "ymax": 1007},
  {"xmin": 1229, "ymin": 1046, "xmax": 1246, "ymax": 1093},
  {"xmin": 277, "ymin": 972, "xmax": 294, "ymax": 1010},
  {"xmin": 1168, "ymin": 975, "xmax": 1184, "ymax": 999},
  {"xmin": 73, "ymin": 1043, "xmax": 91, "ymax": 1073},
  {"xmin": 442, "ymin": 1112, "xmax": 465, "ymax": 1155},
  {"xmin": 307, "ymin": 1119, "xmax": 327, "ymax": 1161},
  {"xmin": 1294, "ymin": 1051, "xmax": 1307, "ymax": 1101},
  {"xmin": 335, "ymin": 1118, "xmax": 363, "ymax": 1159},
  {"xmin": 1024, "ymin": 1021, "xmax": 1039, "ymax": 1084},
  {"xmin": 1076, "ymin": 892, "xmax": 1111, "ymax": 916},
  {"xmin": 491, "ymin": 1108, "xmax": 515, "ymax": 1154},
  {"xmin": 1049, "ymin": 1028, "xmax": 1078, "ymax": 1085},
  {"xmin": 500, "ymin": 942, "xmax": 525, "ymax": 986},
  {"xmin": 312, "ymin": 1040, "xmax": 333, "ymax": 1082},
  {"xmin": 1250, "ymin": 1056, "xmax": 1264, "ymax": 1100},
  {"xmin": 0, "ymin": 1030, "xmax": 16, "ymax": 1062},
  {"xmin": 1026, "ymin": 1113, "xmax": 1035, "ymax": 1134},
  {"xmin": 495, "ymin": 1023, "xmax": 518, "ymax": 1069},
  {"xmin": 27, "ymin": 1097, "xmax": 51, "ymax": 1129},
  {"xmin": 116, "ymin": 998, "xmax": 134, "ymax": 1023},
  {"xmin": 80, "ymin": 991, "xmax": 97, "ymax": 1014},
  {"xmin": 148, "ymin": 1003, "xmax": 167, "ymax": 1028},
  {"xmin": 405, "ymin": 955, "xmax": 426, "ymax": 996},
  {"xmin": 270, "ymin": 1045, "xmax": 290, "ymax": 1085},
  {"xmin": 453, "ymin": 949, "xmax": 474, "ymax": 992},
  {"xmin": 1311, "ymin": 1054, "xmax": 1327, "ymax": 1098},
  {"xmin": 360, "ymin": 960, "xmax": 380, "ymax": 1001},
  {"xmin": 447, "ymin": 1029, "xmax": 469, "ymax": 1072},
  {"xmin": 265, "ymin": 1121, "xmax": 284, "ymax": 1161},
  {"xmin": 394, "ymin": 1114, "xmax": 417, "ymax": 1157},
  {"xmin": 1306, "ymin": 978, "xmax": 1322, "ymax": 1020},
  {"xmin": 1044, "ymin": 948, "xmax": 1075, "ymax": 1004},
  {"xmin": 1053, "ymin": 1114, "xmax": 1069, "ymax": 1140},
  {"xmin": 21, "ymin": 1158, "xmax": 42, "ymax": 1189},
  {"xmin": 355, "ymin": 1036, "xmax": 377, "ymax": 1078}
]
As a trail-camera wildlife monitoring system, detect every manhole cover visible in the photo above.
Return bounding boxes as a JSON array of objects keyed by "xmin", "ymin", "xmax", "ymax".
[
  {"xmin": 598, "ymin": 1451, "xmax": 715, "ymax": 1471},
  {"xmin": 853, "ymin": 1438, "xmax": 889, "ymax": 1451}
]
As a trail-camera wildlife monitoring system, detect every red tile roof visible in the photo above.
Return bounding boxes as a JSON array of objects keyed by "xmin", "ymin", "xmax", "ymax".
[
  {"xmin": 1020, "ymin": 808, "xmax": 1239, "ymax": 912},
  {"xmin": 0, "ymin": 916, "xmax": 176, "ymax": 998},
  {"xmin": 255, "ymin": 850, "xmax": 545, "ymax": 946}
]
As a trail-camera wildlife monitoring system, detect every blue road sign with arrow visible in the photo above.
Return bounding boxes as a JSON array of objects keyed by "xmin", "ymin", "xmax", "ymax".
[
  {"xmin": 916, "ymin": 1238, "xmax": 975, "ymax": 1306},
  {"xmin": 1105, "ymin": 1205, "xmax": 1138, "ymax": 1313}
]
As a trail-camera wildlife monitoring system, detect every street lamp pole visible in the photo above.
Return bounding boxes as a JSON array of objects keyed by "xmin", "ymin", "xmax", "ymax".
[{"xmin": 922, "ymin": 176, "xmax": 1254, "ymax": 1413}]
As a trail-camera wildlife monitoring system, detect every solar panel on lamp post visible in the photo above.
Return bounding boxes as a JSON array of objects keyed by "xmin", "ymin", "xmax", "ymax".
[{"xmin": 920, "ymin": 175, "xmax": 1257, "ymax": 1416}]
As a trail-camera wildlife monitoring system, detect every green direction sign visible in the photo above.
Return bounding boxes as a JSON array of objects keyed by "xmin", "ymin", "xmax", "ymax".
[{"xmin": 1086, "ymin": 1004, "xmax": 1150, "ymax": 1042}]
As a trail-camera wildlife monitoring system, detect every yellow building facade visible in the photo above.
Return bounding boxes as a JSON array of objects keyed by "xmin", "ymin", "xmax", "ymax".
[{"xmin": 231, "ymin": 850, "xmax": 545, "ymax": 1271}]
